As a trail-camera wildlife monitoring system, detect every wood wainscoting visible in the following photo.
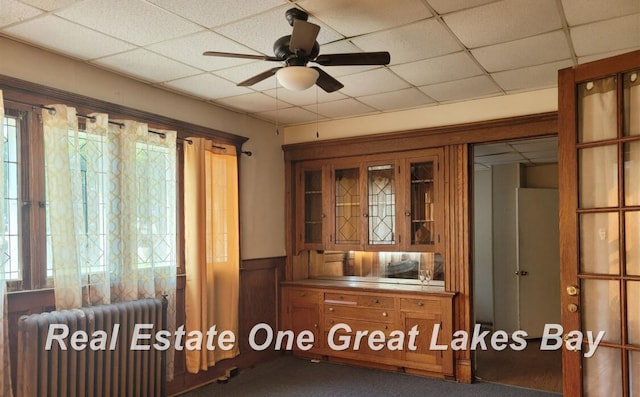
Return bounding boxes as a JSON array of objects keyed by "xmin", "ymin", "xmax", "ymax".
[
  {"xmin": 167, "ymin": 256, "xmax": 285, "ymax": 395},
  {"xmin": 5, "ymin": 256, "xmax": 284, "ymax": 397}
]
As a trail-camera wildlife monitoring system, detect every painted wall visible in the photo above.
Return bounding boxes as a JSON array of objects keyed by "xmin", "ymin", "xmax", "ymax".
[
  {"xmin": 283, "ymin": 88, "xmax": 558, "ymax": 144},
  {"xmin": 491, "ymin": 163, "xmax": 521, "ymax": 334},
  {"xmin": 473, "ymin": 168, "xmax": 494, "ymax": 326},
  {"xmin": 0, "ymin": 37, "xmax": 285, "ymax": 259}
]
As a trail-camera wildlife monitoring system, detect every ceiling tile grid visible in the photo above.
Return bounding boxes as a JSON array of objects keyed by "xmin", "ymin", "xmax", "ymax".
[{"xmin": 0, "ymin": 0, "xmax": 638, "ymax": 126}]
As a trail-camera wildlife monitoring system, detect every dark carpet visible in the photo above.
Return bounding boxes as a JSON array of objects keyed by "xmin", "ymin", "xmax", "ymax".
[{"xmin": 182, "ymin": 356, "xmax": 562, "ymax": 397}]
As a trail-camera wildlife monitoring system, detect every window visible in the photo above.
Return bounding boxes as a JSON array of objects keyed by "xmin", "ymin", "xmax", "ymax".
[
  {"xmin": 1, "ymin": 96, "xmax": 181, "ymax": 292},
  {"xmin": 2, "ymin": 114, "xmax": 20, "ymax": 282}
]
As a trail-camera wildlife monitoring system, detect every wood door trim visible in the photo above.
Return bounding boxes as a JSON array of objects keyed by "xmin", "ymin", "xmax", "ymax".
[{"xmin": 558, "ymin": 66, "xmax": 583, "ymax": 397}]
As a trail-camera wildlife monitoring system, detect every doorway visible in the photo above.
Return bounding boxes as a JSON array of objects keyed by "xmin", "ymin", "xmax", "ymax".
[{"xmin": 472, "ymin": 136, "xmax": 563, "ymax": 393}]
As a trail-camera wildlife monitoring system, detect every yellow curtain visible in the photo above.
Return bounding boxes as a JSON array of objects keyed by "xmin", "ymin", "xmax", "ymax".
[
  {"xmin": 184, "ymin": 138, "xmax": 240, "ymax": 373},
  {"xmin": 0, "ymin": 90, "xmax": 14, "ymax": 397}
]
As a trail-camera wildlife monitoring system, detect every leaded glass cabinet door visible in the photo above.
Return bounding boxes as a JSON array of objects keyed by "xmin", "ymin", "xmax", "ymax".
[
  {"xmin": 331, "ymin": 163, "xmax": 363, "ymax": 250},
  {"xmin": 404, "ymin": 151, "xmax": 442, "ymax": 252},
  {"xmin": 558, "ymin": 50, "xmax": 640, "ymax": 397},
  {"xmin": 364, "ymin": 160, "xmax": 399, "ymax": 250},
  {"xmin": 296, "ymin": 162, "xmax": 327, "ymax": 251}
]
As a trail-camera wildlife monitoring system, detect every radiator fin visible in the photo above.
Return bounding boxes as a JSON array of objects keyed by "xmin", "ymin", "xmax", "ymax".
[{"xmin": 18, "ymin": 298, "xmax": 166, "ymax": 397}]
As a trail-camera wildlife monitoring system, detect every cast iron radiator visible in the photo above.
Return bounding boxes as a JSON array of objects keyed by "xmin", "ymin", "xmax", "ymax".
[{"xmin": 17, "ymin": 298, "xmax": 167, "ymax": 397}]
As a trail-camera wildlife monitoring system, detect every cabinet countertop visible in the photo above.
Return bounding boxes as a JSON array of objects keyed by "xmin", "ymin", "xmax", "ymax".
[{"xmin": 282, "ymin": 278, "xmax": 457, "ymax": 297}]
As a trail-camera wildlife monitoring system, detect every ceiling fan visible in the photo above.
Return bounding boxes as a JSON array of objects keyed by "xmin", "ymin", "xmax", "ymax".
[{"xmin": 203, "ymin": 8, "xmax": 391, "ymax": 93}]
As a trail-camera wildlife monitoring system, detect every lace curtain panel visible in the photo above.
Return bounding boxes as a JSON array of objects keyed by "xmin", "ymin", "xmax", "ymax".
[{"xmin": 42, "ymin": 104, "xmax": 177, "ymax": 380}]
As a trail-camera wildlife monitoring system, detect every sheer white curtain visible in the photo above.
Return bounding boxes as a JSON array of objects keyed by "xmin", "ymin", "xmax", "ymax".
[
  {"xmin": 0, "ymin": 90, "xmax": 14, "ymax": 397},
  {"xmin": 42, "ymin": 105, "xmax": 177, "ymax": 379}
]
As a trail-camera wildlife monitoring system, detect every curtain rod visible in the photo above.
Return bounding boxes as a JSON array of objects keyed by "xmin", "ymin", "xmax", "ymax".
[{"xmin": 3, "ymin": 97, "xmax": 253, "ymax": 156}]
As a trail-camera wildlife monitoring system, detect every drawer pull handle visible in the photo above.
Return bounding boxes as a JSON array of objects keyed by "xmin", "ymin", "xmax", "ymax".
[
  {"xmin": 330, "ymin": 320, "xmax": 334, "ymax": 324},
  {"xmin": 382, "ymin": 312, "xmax": 388, "ymax": 317},
  {"xmin": 339, "ymin": 295, "xmax": 344, "ymax": 300},
  {"xmin": 314, "ymin": 323, "xmax": 318, "ymax": 328},
  {"xmin": 329, "ymin": 307, "xmax": 334, "ymax": 312},
  {"xmin": 374, "ymin": 299, "xmax": 379, "ymax": 304},
  {"xmin": 300, "ymin": 292, "xmax": 306, "ymax": 297},
  {"xmin": 417, "ymin": 301, "xmax": 424, "ymax": 307}
]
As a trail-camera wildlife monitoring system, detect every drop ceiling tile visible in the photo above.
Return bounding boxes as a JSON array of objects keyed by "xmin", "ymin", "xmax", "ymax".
[
  {"xmin": 443, "ymin": 0, "xmax": 562, "ymax": 48},
  {"xmin": 214, "ymin": 92, "xmax": 290, "ymax": 113},
  {"xmin": 474, "ymin": 143, "xmax": 513, "ymax": 156},
  {"xmin": 314, "ymin": 40, "xmax": 379, "ymax": 77},
  {"xmin": 163, "ymin": 73, "xmax": 252, "ymax": 99},
  {"xmin": 18, "ymin": 0, "xmax": 79, "ymax": 11},
  {"xmin": 570, "ymin": 14, "xmax": 640, "ymax": 57},
  {"xmin": 472, "ymin": 30, "xmax": 571, "ymax": 72},
  {"xmin": 511, "ymin": 137, "xmax": 557, "ymax": 153},
  {"xmin": 299, "ymin": 0, "xmax": 432, "ymax": 37},
  {"xmin": 427, "ymin": 0, "xmax": 496, "ymax": 14},
  {"xmin": 303, "ymin": 98, "xmax": 376, "ymax": 119},
  {"xmin": 477, "ymin": 152, "xmax": 527, "ymax": 164},
  {"xmin": 147, "ymin": 0, "xmax": 286, "ymax": 28},
  {"xmin": 351, "ymin": 19, "xmax": 462, "ymax": 65},
  {"xmin": 262, "ymin": 86, "xmax": 347, "ymax": 106},
  {"xmin": 578, "ymin": 48, "xmax": 639, "ymax": 64},
  {"xmin": 418, "ymin": 75, "xmax": 501, "ymax": 103},
  {"xmin": 358, "ymin": 88, "xmax": 435, "ymax": 111},
  {"xmin": 0, "ymin": 0, "xmax": 42, "ymax": 27},
  {"xmin": 256, "ymin": 106, "xmax": 320, "ymax": 124},
  {"xmin": 147, "ymin": 31, "xmax": 260, "ymax": 71},
  {"xmin": 561, "ymin": 0, "xmax": 640, "ymax": 26},
  {"xmin": 336, "ymin": 68, "xmax": 410, "ymax": 97},
  {"xmin": 93, "ymin": 49, "xmax": 200, "ymax": 83},
  {"xmin": 215, "ymin": 5, "xmax": 343, "ymax": 56},
  {"xmin": 3, "ymin": 14, "xmax": 135, "ymax": 60},
  {"xmin": 391, "ymin": 51, "xmax": 483, "ymax": 86},
  {"xmin": 55, "ymin": 0, "xmax": 202, "ymax": 46},
  {"xmin": 524, "ymin": 150, "xmax": 557, "ymax": 161},
  {"xmin": 492, "ymin": 59, "xmax": 573, "ymax": 92},
  {"xmin": 214, "ymin": 61, "xmax": 283, "ymax": 91}
]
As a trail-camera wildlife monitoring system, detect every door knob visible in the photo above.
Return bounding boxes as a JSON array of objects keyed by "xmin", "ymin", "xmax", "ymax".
[
  {"xmin": 515, "ymin": 270, "xmax": 529, "ymax": 276},
  {"xmin": 566, "ymin": 285, "xmax": 580, "ymax": 296}
]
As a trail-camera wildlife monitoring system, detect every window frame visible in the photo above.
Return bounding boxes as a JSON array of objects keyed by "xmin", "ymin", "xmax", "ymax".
[{"xmin": 1, "ymin": 75, "xmax": 247, "ymax": 292}]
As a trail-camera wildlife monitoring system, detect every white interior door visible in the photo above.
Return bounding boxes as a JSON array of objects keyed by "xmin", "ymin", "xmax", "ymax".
[{"xmin": 516, "ymin": 188, "xmax": 561, "ymax": 338}]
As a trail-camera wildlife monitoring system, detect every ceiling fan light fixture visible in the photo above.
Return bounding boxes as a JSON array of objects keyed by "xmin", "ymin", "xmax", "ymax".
[{"xmin": 276, "ymin": 66, "xmax": 319, "ymax": 91}]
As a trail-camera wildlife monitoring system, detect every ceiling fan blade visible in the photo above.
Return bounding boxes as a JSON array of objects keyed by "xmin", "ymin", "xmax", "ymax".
[
  {"xmin": 289, "ymin": 19, "xmax": 320, "ymax": 54},
  {"xmin": 311, "ymin": 67, "xmax": 344, "ymax": 93},
  {"xmin": 203, "ymin": 51, "xmax": 281, "ymax": 62},
  {"xmin": 313, "ymin": 51, "xmax": 391, "ymax": 66},
  {"xmin": 238, "ymin": 67, "xmax": 282, "ymax": 86}
]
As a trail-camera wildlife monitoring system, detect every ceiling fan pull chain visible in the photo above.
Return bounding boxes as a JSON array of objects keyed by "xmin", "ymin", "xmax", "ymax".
[
  {"xmin": 315, "ymin": 85, "xmax": 319, "ymax": 138},
  {"xmin": 275, "ymin": 81, "xmax": 280, "ymax": 136}
]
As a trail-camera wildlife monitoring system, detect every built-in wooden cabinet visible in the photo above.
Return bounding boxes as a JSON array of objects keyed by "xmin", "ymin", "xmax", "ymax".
[
  {"xmin": 281, "ymin": 287, "xmax": 323, "ymax": 352},
  {"xmin": 293, "ymin": 149, "xmax": 443, "ymax": 254},
  {"xmin": 281, "ymin": 282, "xmax": 455, "ymax": 378}
]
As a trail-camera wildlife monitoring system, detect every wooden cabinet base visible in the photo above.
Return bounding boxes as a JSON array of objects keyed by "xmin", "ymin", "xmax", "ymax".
[{"xmin": 281, "ymin": 282, "xmax": 457, "ymax": 380}]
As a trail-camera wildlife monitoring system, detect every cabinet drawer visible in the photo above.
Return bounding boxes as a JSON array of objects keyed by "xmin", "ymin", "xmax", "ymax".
[
  {"xmin": 286, "ymin": 288, "xmax": 321, "ymax": 303},
  {"xmin": 325, "ymin": 318, "xmax": 396, "ymax": 335},
  {"xmin": 400, "ymin": 298, "xmax": 440, "ymax": 313},
  {"xmin": 325, "ymin": 305, "xmax": 394, "ymax": 323},
  {"xmin": 324, "ymin": 292, "xmax": 394, "ymax": 308}
]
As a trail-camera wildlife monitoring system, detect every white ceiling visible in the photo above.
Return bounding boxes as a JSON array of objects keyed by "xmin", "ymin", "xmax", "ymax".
[
  {"xmin": 1, "ymin": 0, "xmax": 639, "ymax": 126},
  {"xmin": 474, "ymin": 136, "xmax": 558, "ymax": 169}
]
